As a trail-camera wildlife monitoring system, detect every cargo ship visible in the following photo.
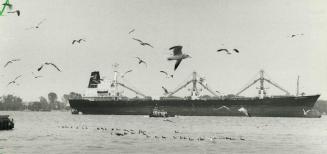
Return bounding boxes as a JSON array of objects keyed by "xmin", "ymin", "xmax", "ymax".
[{"xmin": 69, "ymin": 67, "xmax": 321, "ymax": 117}]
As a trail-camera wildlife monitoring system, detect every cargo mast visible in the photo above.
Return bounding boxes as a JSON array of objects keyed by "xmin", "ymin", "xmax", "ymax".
[
  {"xmin": 167, "ymin": 71, "xmax": 220, "ymax": 97},
  {"xmin": 236, "ymin": 69, "xmax": 291, "ymax": 98}
]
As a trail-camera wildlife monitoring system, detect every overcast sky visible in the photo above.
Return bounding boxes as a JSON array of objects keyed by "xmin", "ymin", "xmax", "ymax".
[{"xmin": 1, "ymin": 0, "xmax": 327, "ymax": 101}]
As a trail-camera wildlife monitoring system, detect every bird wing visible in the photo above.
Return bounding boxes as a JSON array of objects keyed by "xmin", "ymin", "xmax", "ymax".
[
  {"xmin": 37, "ymin": 64, "xmax": 44, "ymax": 71},
  {"xmin": 37, "ymin": 18, "xmax": 46, "ymax": 26},
  {"xmin": 49, "ymin": 63, "xmax": 61, "ymax": 72},
  {"xmin": 135, "ymin": 57, "xmax": 141, "ymax": 61},
  {"xmin": 162, "ymin": 86, "xmax": 168, "ymax": 94},
  {"xmin": 143, "ymin": 43, "xmax": 153, "ymax": 48},
  {"xmin": 174, "ymin": 59, "xmax": 182, "ymax": 71},
  {"xmin": 72, "ymin": 40, "xmax": 77, "ymax": 44},
  {"xmin": 132, "ymin": 38, "xmax": 143, "ymax": 43},
  {"xmin": 217, "ymin": 49, "xmax": 228, "ymax": 52},
  {"xmin": 14, "ymin": 75, "xmax": 22, "ymax": 81},
  {"xmin": 7, "ymin": 81, "xmax": 14, "ymax": 86},
  {"xmin": 16, "ymin": 10, "xmax": 20, "ymax": 16},
  {"xmin": 4, "ymin": 61, "xmax": 12, "ymax": 67},
  {"xmin": 128, "ymin": 29, "xmax": 135, "ymax": 34},
  {"xmin": 160, "ymin": 71, "xmax": 168, "ymax": 75},
  {"xmin": 169, "ymin": 46, "xmax": 183, "ymax": 55},
  {"xmin": 233, "ymin": 49, "xmax": 239, "ymax": 53}
]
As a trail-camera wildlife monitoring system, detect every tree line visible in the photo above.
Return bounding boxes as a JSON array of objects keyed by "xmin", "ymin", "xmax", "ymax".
[{"xmin": 0, "ymin": 92, "xmax": 82, "ymax": 111}]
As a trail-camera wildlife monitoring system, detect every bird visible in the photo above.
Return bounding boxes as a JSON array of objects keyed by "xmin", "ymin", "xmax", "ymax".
[
  {"xmin": 289, "ymin": 33, "xmax": 304, "ymax": 38},
  {"xmin": 121, "ymin": 69, "xmax": 133, "ymax": 78},
  {"xmin": 303, "ymin": 109, "xmax": 311, "ymax": 116},
  {"xmin": 7, "ymin": 75, "xmax": 22, "ymax": 86},
  {"xmin": 7, "ymin": 10, "xmax": 20, "ymax": 16},
  {"xmin": 238, "ymin": 107, "xmax": 251, "ymax": 117},
  {"xmin": 128, "ymin": 29, "xmax": 135, "ymax": 34},
  {"xmin": 37, "ymin": 62, "xmax": 61, "ymax": 72},
  {"xmin": 233, "ymin": 49, "xmax": 240, "ymax": 53},
  {"xmin": 217, "ymin": 49, "xmax": 231, "ymax": 54},
  {"xmin": 214, "ymin": 105, "xmax": 231, "ymax": 111},
  {"xmin": 31, "ymin": 72, "xmax": 42, "ymax": 79},
  {"xmin": 167, "ymin": 45, "xmax": 191, "ymax": 71},
  {"xmin": 4, "ymin": 59, "xmax": 20, "ymax": 68},
  {"xmin": 132, "ymin": 38, "xmax": 153, "ymax": 48},
  {"xmin": 72, "ymin": 39, "xmax": 86, "ymax": 44},
  {"xmin": 26, "ymin": 19, "xmax": 46, "ymax": 30},
  {"xmin": 135, "ymin": 57, "xmax": 147, "ymax": 67},
  {"xmin": 162, "ymin": 86, "xmax": 169, "ymax": 95},
  {"xmin": 160, "ymin": 71, "xmax": 173, "ymax": 78}
]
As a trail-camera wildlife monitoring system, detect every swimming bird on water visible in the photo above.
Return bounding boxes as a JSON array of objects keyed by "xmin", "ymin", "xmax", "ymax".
[
  {"xmin": 132, "ymin": 38, "xmax": 153, "ymax": 48},
  {"xmin": 7, "ymin": 75, "xmax": 22, "ymax": 86},
  {"xmin": 135, "ymin": 57, "xmax": 147, "ymax": 67},
  {"xmin": 72, "ymin": 39, "xmax": 86, "ymax": 44},
  {"xmin": 4, "ymin": 59, "xmax": 20, "ymax": 68},
  {"xmin": 37, "ymin": 62, "xmax": 61, "ymax": 72},
  {"xmin": 167, "ymin": 45, "xmax": 191, "ymax": 71},
  {"xmin": 7, "ymin": 10, "xmax": 20, "ymax": 16}
]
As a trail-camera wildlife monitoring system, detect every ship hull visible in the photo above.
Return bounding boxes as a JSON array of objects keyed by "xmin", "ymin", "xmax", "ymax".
[{"xmin": 69, "ymin": 95, "xmax": 320, "ymax": 117}]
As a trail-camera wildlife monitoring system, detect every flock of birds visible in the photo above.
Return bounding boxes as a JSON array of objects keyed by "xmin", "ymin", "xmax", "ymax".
[
  {"xmin": 2, "ymin": 1, "xmax": 305, "ymax": 95},
  {"xmin": 58, "ymin": 125, "xmax": 246, "ymax": 143}
]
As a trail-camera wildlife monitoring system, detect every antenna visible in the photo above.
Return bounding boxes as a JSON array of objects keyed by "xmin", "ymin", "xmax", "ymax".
[{"xmin": 296, "ymin": 75, "xmax": 299, "ymax": 96}]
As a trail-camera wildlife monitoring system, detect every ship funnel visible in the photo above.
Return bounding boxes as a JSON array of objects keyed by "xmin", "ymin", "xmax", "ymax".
[{"xmin": 88, "ymin": 71, "xmax": 101, "ymax": 88}]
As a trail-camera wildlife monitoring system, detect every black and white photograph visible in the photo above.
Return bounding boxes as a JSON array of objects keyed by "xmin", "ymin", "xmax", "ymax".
[{"xmin": 1, "ymin": 0, "xmax": 327, "ymax": 153}]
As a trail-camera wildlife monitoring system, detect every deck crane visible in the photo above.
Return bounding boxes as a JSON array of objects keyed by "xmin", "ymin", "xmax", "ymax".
[
  {"xmin": 235, "ymin": 70, "xmax": 290, "ymax": 97},
  {"xmin": 167, "ymin": 72, "xmax": 220, "ymax": 97}
]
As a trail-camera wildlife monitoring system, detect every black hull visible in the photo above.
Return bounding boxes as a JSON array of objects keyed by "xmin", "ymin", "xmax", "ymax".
[{"xmin": 69, "ymin": 95, "xmax": 321, "ymax": 117}]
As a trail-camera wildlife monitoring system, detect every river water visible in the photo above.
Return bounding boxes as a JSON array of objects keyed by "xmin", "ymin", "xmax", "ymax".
[{"xmin": 0, "ymin": 111, "xmax": 326, "ymax": 154}]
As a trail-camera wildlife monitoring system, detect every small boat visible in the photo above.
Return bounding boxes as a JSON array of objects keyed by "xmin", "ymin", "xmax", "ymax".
[
  {"xmin": 149, "ymin": 107, "xmax": 170, "ymax": 117},
  {"xmin": 0, "ymin": 115, "xmax": 14, "ymax": 130}
]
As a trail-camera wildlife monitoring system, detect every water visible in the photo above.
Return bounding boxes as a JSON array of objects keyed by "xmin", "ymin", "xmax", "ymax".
[{"xmin": 1, "ymin": 111, "xmax": 327, "ymax": 154}]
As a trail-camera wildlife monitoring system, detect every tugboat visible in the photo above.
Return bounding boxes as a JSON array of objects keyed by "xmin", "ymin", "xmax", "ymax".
[
  {"xmin": 149, "ymin": 107, "xmax": 170, "ymax": 117},
  {"xmin": 0, "ymin": 115, "xmax": 14, "ymax": 130}
]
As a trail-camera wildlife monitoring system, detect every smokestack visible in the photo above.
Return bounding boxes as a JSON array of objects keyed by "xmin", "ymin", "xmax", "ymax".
[{"xmin": 88, "ymin": 71, "xmax": 101, "ymax": 88}]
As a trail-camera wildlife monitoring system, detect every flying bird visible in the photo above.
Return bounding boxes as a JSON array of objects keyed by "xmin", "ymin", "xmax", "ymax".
[
  {"xmin": 128, "ymin": 29, "xmax": 135, "ymax": 34},
  {"xmin": 7, "ymin": 75, "xmax": 22, "ymax": 86},
  {"xmin": 217, "ymin": 49, "xmax": 231, "ymax": 54},
  {"xmin": 26, "ymin": 19, "xmax": 46, "ymax": 30},
  {"xmin": 160, "ymin": 71, "xmax": 173, "ymax": 78},
  {"xmin": 302, "ymin": 109, "xmax": 311, "ymax": 116},
  {"xmin": 121, "ymin": 69, "xmax": 133, "ymax": 78},
  {"xmin": 167, "ymin": 45, "xmax": 191, "ymax": 71},
  {"xmin": 7, "ymin": 10, "xmax": 20, "ymax": 16},
  {"xmin": 289, "ymin": 33, "xmax": 304, "ymax": 38},
  {"xmin": 37, "ymin": 62, "xmax": 61, "ymax": 72},
  {"xmin": 162, "ymin": 86, "xmax": 169, "ymax": 95},
  {"xmin": 4, "ymin": 59, "xmax": 20, "ymax": 68},
  {"xmin": 135, "ymin": 57, "xmax": 147, "ymax": 67},
  {"xmin": 31, "ymin": 72, "xmax": 42, "ymax": 79},
  {"xmin": 132, "ymin": 38, "xmax": 153, "ymax": 48},
  {"xmin": 72, "ymin": 39, "xmax": 86, "ymax": 44}
]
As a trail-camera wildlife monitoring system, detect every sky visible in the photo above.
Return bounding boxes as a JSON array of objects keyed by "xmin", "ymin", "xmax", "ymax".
[{"xmin": 1, "ymin": 0, "xmax": 327, "ymax": 102}]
